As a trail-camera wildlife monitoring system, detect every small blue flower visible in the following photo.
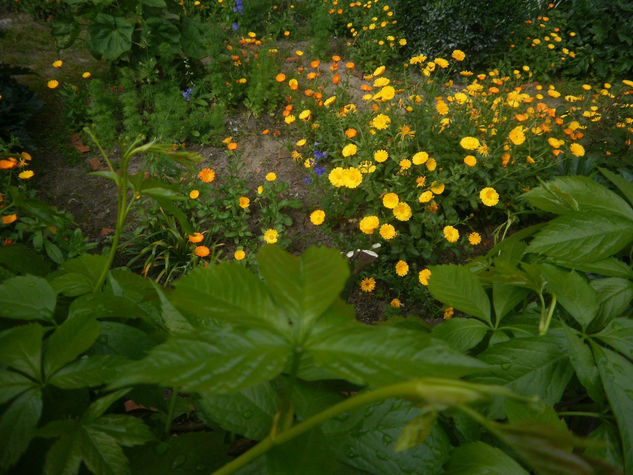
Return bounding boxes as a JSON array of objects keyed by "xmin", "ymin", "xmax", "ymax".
[
  {"xmin": 232, "ymin": 22, "xmax": 239, "ymax": 30},
  {"xmin": 182, "ymin": 88, "xmax": 194, "ymax": 101},
  {"xmin": 305, "ymin": 177, "xmax": 312, "ymax": 185},
  {"xmin": 315, "ymin": 166, "xmax": 326, "ymax": 176}
]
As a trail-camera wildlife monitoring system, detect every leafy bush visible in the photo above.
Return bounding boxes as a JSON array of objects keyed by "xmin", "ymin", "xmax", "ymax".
[{"xmin": 0, "ymin": 64, "xmax": 42, "ymax": 146}]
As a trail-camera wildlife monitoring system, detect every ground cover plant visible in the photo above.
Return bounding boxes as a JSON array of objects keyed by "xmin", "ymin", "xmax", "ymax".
[{"xmin": 2, "ymin": 0, "xmax": 633, "ymax": 473}]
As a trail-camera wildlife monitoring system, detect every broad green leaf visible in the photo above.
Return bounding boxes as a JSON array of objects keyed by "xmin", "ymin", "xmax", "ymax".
[
  {"xmin": 258, "ymin": 245, "xmax": 350, "ymax": 340},
  {"xmin": 0, "ymin": 243, "xmax": 52, "ymax": 276},
  {"xmin": 69, "ymin": 293, "xmax": 153, "ymax": 321},
  {"xmin": 524, "ymin": 176, "xmax": 633, "ymax": 220},
  {"xmin": 143, "ymin": 0, "xmax": 166, "ymax": 6},
  {"xmin": 539, "ymin": 264, "xmax": 599, "ymax": 329},
  {"xmin": 171, "ymin": 263, "xmax": 287, "ymax": 334},
  {"xmin": 0, "ymin": 275, "xmax": 56, "ymax": 321},
  {"xmin": 0, "ymin": 369, "xmax": 36, "ymax": 405},
  {"xmin": 278, "ymin": 377, "xmax": 345, "ymax": 420},
  {"xmin": 504, "ymin": 398, "xmax": 567, "ymax": 432},
  {"xmin": 591, "ymin": 278, "xmax": 633, "ymax": 330},
  {"xmin": 48, "ymin": 355, "xmax": 127, "ymax": 389},
  {"xmin": 61, "ymin": 254, "xmax": 108, "ymax": 288},
  {"xmin": 591, "ymin": 344, "xmax": 633, "ymax": 474},
  {"xmin": 141, "ymin": 187, "xmax": 184, "ymax": 201},
  {"xmin": 126, "ymin": 431, "xmax": 232, "ymax": 474},
  {"xmin": 196, "ymin": 382, "xmax": 279, "ymax": 440},
  {"xmin": 599, "ymin": 167, "xmax": 633, "ymax": 208},
  {"xmin": 486, "ymin": 223, "xmax": 544, "ymax": 261},
  {"xmin": 0, "ymin": 323, "xmax": 43, "ymax": 379},
  {"xmin": 49, "ymin": 272, "xmax": 93, "ymax": 297},
  {"xmin": 86, "ymin": 415, "xmax": 155, "ymax": 447},
  {"xmin": 474, "ymin": 335, "xmax": 573, "ymax": 406},
  {"xmin": 564, "ymin": 326, "xmax": 603, "ymax": 404},
  {"xmin": 553, "ymin": 257, "xmax": 633, "ymax": 279},
  {"xmin": 394, "ymin": 411, "xmax": 437, "ymax": 452},
  {"xmin": 595, "ymin": 318, "xmax": 633, "ymax": 359},
  {"xmin": 152, "ymin": 283, "xmax": 194, "ymax": 335},
  {"xmin": 432, "ymin": 318, "xmax": 489, "ymax": 352},
  {"xmin": 527, "ymin": 212, "xmax": 633, "ymax": 263},
  {"xmin": 44, "ymin": 312, "xmax": 100, "ymax": 377},
  {"xmin": 80, "ymin": 427, "xmax": 131, "ymax": 475},
  {"xmin": 43, "ymin": 424, "xmax": 82, "ymax": 475},
  {"xmin": 322, "ymin": 398, "xmax": 452, "ymax": 474},
  {"xmin": 180, "ymin": 18, "xmax": 208, "ymax": 59},
  {"xmin": 90, "ymin": 170, "xmax": 119, "ymax": 184},
  {"xmin": 586, "ymin": 422, "xmax": 624, "ymax": 470},
  {"xmin": 444, "ymin": 441, "xmax": 528, "ymax": 474},
  {"xmin": 428, "ymin": 265, "xmax": 491, "ymax": 324},
  {"xmin": 86, "ymin": 14, "xmax": 133, "ymax": 60},
  {"xmin": 83, "ymin": 389, "xmax": 131, "ymax": 422},
  {"xmin": 0, "ymin": 387, "xmax": 42, "ymax": 469},
  {"xmin": 91, "ymin": 322, "xmax": 153, "ymax": 360},
  {"xmin": 111, "ymin": 327, "xmax": 290, "ymax": 394},
  {"xmin": 493, "ymin": 283, "xmax": 530, "ymax": 323},
  {"xmin": 306, "ymin": 325, "xmax": 487, "ymax": 386}
]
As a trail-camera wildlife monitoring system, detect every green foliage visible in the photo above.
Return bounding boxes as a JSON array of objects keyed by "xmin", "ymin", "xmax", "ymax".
[{"xmin": 0, "ymin": 64, "xmax": 43, "ymax": 146}]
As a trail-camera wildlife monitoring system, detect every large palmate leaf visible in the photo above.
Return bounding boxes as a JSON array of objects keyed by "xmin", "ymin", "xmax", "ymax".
[
  {"xmin": 0, "ymin": 369, "xmax": 37, "ymax": 405},
  {"xmin": 432, "ymin": 318, "xmax": 489, "ymax": 352},
  {"xmin": 111, "ymin": 327, "xmax": 290, "ymax": 394},
  {"xmin": 492, "ymin": 283, "xmax": 530, "ymax": 324},
  {"xmin": 306, "ymin": 325, "xmax": 487, "ymax": 386},
  {"xmin": 170, "ymin": 263, "xmax": 286, "ymax": 334},
  {"xmin": 591, "ymin": 279, "xmax": 633, "ymax": 330},
  {"xmin": 595, "ymin": 318, "xmax": 633, "ymax": 359},
  {"xmin": 445, "ymin": 441, "xmax": 529, "ymax": 474},
  {"xmin": 86, "ymin": 14, "xmax": 134, "ymax": 60},
  {"xmin": 44, "ymin": 312, "xmax": 100, "ymax": 377},
  {"xmin": 0, "ymin": 243, "xmax": 52, "ymax": 276},
  {"xmin": 0, "ymin": 275, "xmax": 56, "ymax": 322},
  {"xmin": 524, "ymin": 176, "xmax": 633, "ymax": 220},
  {"xmin": 527, "ymin": 212, "xmax": 633, "ymax": 263},
  {"xmin": 563, "ymin": 326, "xmax": 603, "ymax": 404},
  {"xmin": 48, "ymin": 355, "xmax": 128, "ymax": 389},
  {"xmin": 0, "ymin": 323, "xmax": 43, "ymax": 379},
  {"xmin": 427, "ymin": 265, "xmax": 491, "ymax": 324},
  {"xmin": 0, "ymin": 387, "xmax": 42, "ymax": 469},
  {"xmin": 257, "ymin": 245, "xmax": 350, "ymax": 340}
]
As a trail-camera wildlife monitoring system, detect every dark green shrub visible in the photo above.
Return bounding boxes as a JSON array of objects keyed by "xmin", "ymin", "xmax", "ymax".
[{"xmin": 0, "ymin": 64, "xmax": 42, "ymax": 147}]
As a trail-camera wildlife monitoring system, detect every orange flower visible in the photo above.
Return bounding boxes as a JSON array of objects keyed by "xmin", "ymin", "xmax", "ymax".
[
  {"xmin": 289, "ymin": 79, "xmax": 298, "ymax": 90},
  {"xmin": 345, "ymin": 62, "xmax": 355, "ymax": 70},
  {"xmin": 2, "ymin": 214, "xmax": 17, "ymax": 225},
  {"xmin": 198, "ymin": 168, "xmax": 216, "ymax": 182},
  {"xmin": 310, "ymin": 59, "xmax": 320, "ymax": 68},
  {"xmin": 227, "ymin": 142, "xmax": 238, "ymax": 151},
  {"xmin": 345, "ymin": 128, "xmax": 357, "ymax": 138},
  {"xmin": 0, "ymin": 158, "xmax": 18, "ymax": 169},
  {"xmin": 275, "ymin": 73, "xmax": 286, "ymax": 82},
  {"xmin": 189, "ymin": 232, "xmax": 204, "ymax": 243},
  {"xmin": 333, "ymin": 74, "xmax": 340, "ymax": 85},
  {"xmin": 194, "ymin": 245, "xmax": 210, "ymax": 257}
]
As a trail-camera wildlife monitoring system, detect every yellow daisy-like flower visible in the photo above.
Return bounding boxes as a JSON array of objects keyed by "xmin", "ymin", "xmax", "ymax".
[
  {"xmin": 379, "ymin": 223, "xmax": 397, "ymax": 240},
  {"xmin": 570, "ymin": 143, "xmax": 585, "ymax": 157},
  {"xmin": 374, "ymin": 150, "xmax": 389, "ymax": 163},
  {"xmin": 390, "ymin": 298, "xmax": 402, "ymax": 308},
  {"xmin": 328, "ymin": 167, "xmax": 346, "ymax": 187},
  {"xmin": 443, "ymin": 225, "xmax": 459, "ymax": 243},
  {"xmin": 360, "ymin": 277, "xmax": 376, "ymax": 293},
  {"xmin": 418, "ymin": 191, "xmax": 433, "ymax": 203},
  {"xmin": 199, "ymin": 168, "xmax": 216, "ymax": 183},
  {"xmin": 431, "ymin": 183, "xmax": 445, "ymax": 194},
  {"xmin": 239, "ymin": 197, "xmax": 250, "ymax": 208},
  {"xmin": 299, "ymin": 109, "xmax": 311, "ymax": 120},
  {"xmin": 265, "ymin": 172, "xmax": 277, "ymax": 182},
  {"xmin": 324, "ymin": 96, "xmax": 337, "ymax": 106},
  {"xmin": 47, "ymin": 80, "xmax": 59, "ymax": 89},
  {"xmin": 310, "ymin": 209, "xmax": 325, "ymax": 225},
  {"xmin": 460, "ymin": 136, "xmax": 480, "ymax": 150},
  {"xmin": 508, "ymin": 126, "xmax": 526, "ymax": 146},
  {"xmin": 373, "ymin": 77, "xmax": 390, "ymax": 87},
  {"xmin": 469, "ymin": 232, "xmax": 482, "ymax": 245},
  {"xmin": 418, "ymin": 268, "xmax": 431, "ymax": 286},
  {"xmin": 426, "ymin": 158, "xmax": 437, "ymax": 171},
  {"xmin": 412, "ymin": 152, "xmax": 428, "ymax": 165},
  {"xmin": 264, "ymin": 229, "xmax": 279, "ymax": 244},
  {"xmin": 480, "ymin": 187, "xmax": 499, "ymax": 207},
  {"xmin": 393, "ymin": 202, "xmax": 412, "ymax": 221},
  {"xmin": 359, "ymin": 216, "xmax": 380, "ymax": 234},
  {"xmin": 452, "ymin": 50, "xmax": 465, "ymax": 61},
  {"xmin": 371, "ymin": 114, "xmax": 391, "ymax": 130},
  {"xmin": 52, "ymin": 60, "xmax": 63, "ymax": 68},
  {"xmin": 373, "ymin": 65, "xmax": 386, "ymax": 76},
  {"xmin": 82, "ymin": 72, "xmax": 91, "ymax": 79},
  {"xmin": 189, "ymin": 189, "xmax": 200, "ymax": 199},
  {"xmin": 395, "ymin": 260, "xmax": 409, "ymax": 277},
  {"xmin": 399, "ymin": 159, "xmax": 412, "ymax": 170},
  {"xmin": 622, "ymin": 79, "xmax": 633, "ymax": 88},
  {"xmin": 464, "ymin": 155, "xmax": 477, "ymax": 166},
  {"xmin": 342, "ymin": 167, "xmax": 362, "ymax": 188},
  {"xmin": 18, "ymin": 170, "xmax": 34, "ymax": 180},
  {"xmin": 285, "ymin": 114, "xmax": 296, "ymax": 124},
  {"xmin": 382, "ymin": 193, "xmax": 399, "ymax": 209},
  {"xmin": 342, "ymin": 143, "xmax": 358, "ymax": 157},
  {"xmin": 234, "ymin": 249, "xmax": 246, "ymax": 261}
]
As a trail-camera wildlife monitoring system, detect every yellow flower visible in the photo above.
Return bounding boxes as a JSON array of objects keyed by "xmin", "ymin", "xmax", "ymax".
[
  {"xmin": 189, "ymin": 232, "xmax": 204, "ymax": 243},
  {"xmin": 328, "ymin": 167, "xmax": 346, "ymax": 187},
  {"xmin": 548, "ymin": 137, "xmax": 564, "ymax": 148},
  {"xmin": 2, "ymin": 214, "xmax": 18, "ymax": 224},
  {"xmin": 570, "ymin": 143, "xmax": 585, "ymax": 157},
  {"xmin": 443, "ymin": 225, "xmax": 459, "ymax": 243},
  {"xmin": 324, "ymin": 96, "xmax": 337, "ymax": 106},
  {"xmin": 454, "ymin": 92, "xmax": 468, "ymax": 104},
  {"xmin": 390, "ymin": 298, "xmax": 402, "ymax": 308},
  {"xmin": 431, "ymin": 182, "xmax": 445, "ymax": 194},
  {"xmin": 426, "ymin": 158, "xmax": 437, "ymax": 171},
  {"xmin": 189, "ymin": 189, "xmax": 200, "ymax": 199},
  {"xmin": 382, "ymin": 193, "xmax": 399, "ymax": 209},
  {"xmin": 257, "ymin": 185, "xmax": 264, "ymax": 195},
  {"xmin": 399, "ymin": 159, "xmax": 412, "ymax": 170},
  {"xmin": 379, "ymin": 223, "xmax": 397, "ymax": 240},
  {"xmin": 373, "ymin": 65, "xmax": 386, "ymax": 76},
  {"xmin": 234, "ymin": 249, "xmax": 246, "ymax": 260},
  {"xmin": 18, "ymin": 170, "xmax": 34, "ymax": 179},
  {"xmin": 52, "ymin": 60, "xmax": 63, "ymax": 68},
  {"xmin": 393, "ymin": 202, "xmax": 412, "ymax": 221},
  {"xmin": 285, "ymin": 114, "xmax": 296, "ymax": 124},
  {"xmin": 395, "ymin": 260, "xmax": 409, "ymax": 276},
  {"xmin": 373, "ymin": 77, "xmax": 390, "ymax": 87},
  {"xmin": 299, "ymin": 109, "xmax": 311, "ymax": 120},
  {"xmin": 239, "ymin": 196, "xmax": 250, "ymax": 208},
  {"xmin": 374, "ymin": 150, "xmax": 389, "ymax": 163},
  {"xmin": 399, "ymin": 38, "xmax": 407, "ymax": 46},
  {"xmin": 622, "ymin": 79, "xmax": 633, "ymax": 88},
  {"xmin": 436, "ymin": 101, "xmax": 449, "ymax": 115},
  {"xmin": 310, "ymin": 209, "xmax": 325, "ymax": 225},
  {"xmin": 359, "ymin": 216, "xmax": 380, "ymax": 234},
  {"xmin": 444, "ymin": 307, "xmax": 454, "ymax": 319},
  {"xmin": 418, "ymin": 191, "xmax": 433, "ymax": 203},
  {"xmin": 342, "ymin": 143, "xmax": 358, "ymax": 157},
  {"xmin": 480, "ymin": 187, "xmax": 499, "ymax": 206},
  {"xmin": 360, "ymin": 277, "xmax": 376, "ymax": 292},
  {"xmin": 288, "ymin": 78, "xmax": 299, "ymax": 90},
  {"xmin": 509, "ymin": 126, "xmax": 526, "ymax": 146},
  {"xmin": 371, "ymin": 114, "xmax": 391, "ymax": 130},
  {"xmin": 464, "ymin": 155, "xmax": 477, "ymax": 166},
  {"xmin": 418, "ymin": 268, "xmax": 431, "ymax": 286},
  {"xmin": 264, "ymin": 229, "xmax": 279, "ymax": 244},
  {"xmin": 47, "ymin": 80, "xmax": 59, "ymax": 89},
  {"xmin": 412, "ymin": 152, "xmax": 429, "ymax": 165},
  {"xmin": 296, "ymin": 138, "xmax": 307, "ymax": 147},
  {"xmin": 199, "ymin": 168, "xmax": 216, "ymax": 183},
  {"xmin": 460, "ymin": 136, "xmax": 480, "ymax": 150},
  {"xmin": 452, "ymin": 50, "xmax": 466, "ymax": 61},
  {"xmin": 342, "ymin": 167, "xmax": 363, "ymax": 188},
  {"xmin": 265, "ymin": 172, "xmax": 277, "ymax": 182},
  {"xmin": 469, "ymin": 232, "xmax": 482, "ymax": 245}
]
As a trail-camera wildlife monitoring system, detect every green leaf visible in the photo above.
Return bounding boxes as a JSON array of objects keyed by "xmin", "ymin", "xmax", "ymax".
[
  {"xmin": 524, "ymin": 176, "xmax": 633, "ymax": 220},
  {"xmin": 43, "ymin": 424, "xmax": 82, "ymax": 475},
  {"xmin": 0, "ymin": 387, "xmax": 42, "ymax": 469},
  {"xmin": 69, "ymin": 293, "xmax": 153, "ymax": 321},
  {"xmin": 0, "ymin": 243, "xmax": 52, "ymax": 276},
  {"xmin": 86, "ymin": 14, "xmax": 133, "ymax": 61},
  {"xmin": 0, "ymin": 323, "xmax": 43, "ymax": 379},
  {"xmin": 586, "ymin": 422, "xmax": 624, "ymax": 470},
  {"xmin": 49, "ymin": 272, "xmax": 93, "ymax": 297},
  {"xmin": 143, "ymin": 0, "xmax": 166, "ymax": 6},
  {"xmin": 504, "ymin": 398, "xmax": 567, "ymax": 432},
  {"xmin": 171, "ymin": 263, "xmax": 286, "ymax": 334},
  {"xmin": 86, "ymin": 415, "xmax": 155, "ymax": 447},
  {"xmin": 180, "ymin": 18, "xmax": 208, "ymax": 59},
  {"xmin": 432, "ymin": 318, "xmax": 489, "ymax": 352},
  {"xmin": 195, "ymin": 382, "xmax": 279, "ymax": 440},
  {"xmin": 394, "ymin": 411, "xmax": 437, "ymax": 452},
  {"xmin": 539, "ymin": 264, "xmax": 599, "ymax": 329},
  {"xmin": 552, "ymin": 257, "xmax": 633, "ymax": 279},
  {"xmin": 92, "ymin": 322, "xmax": 153, "ymax": 360},
  {"xmin": 427, "ymin": 265, "xmax": 491, "ymax": 324},
  {"xmin": 44, "ymin": 240, "xmax": 64, "ymax": 264},
  {"xmin": 595, "ymin": 318, "xmax": 633, "ymax": 359},
  {"xmin": 48, "ymin": 355, "xmax": 128, "ymax": 389},
  {"xmin": 322, "ymin": 398, "xmax": 452, "ymax": 474},
  {"xmin": 527, "ymin": 212, "xmax": 633, "ymax": 262},
  {"xmin": 591, "ymin": 278, "xmax": 633, "ymax": 330},
  {"xmin": 591, "ymin": 344, "xmax": 633, "ymax": 474},
  {"xmin": 80, "ymin": 427, "xmax": 131, "ymax": 475},
  {"xmin": 599, "ymin": 167, "xmax": 633, "ymax": 208},
  {"xmin": 258, "ymin": 245, "xmax": 350, "ymax": 340},
  {"xmin": 90, "ymin": 170, "xmax": 119, "ymax": 185},
  {"xmin": 0, "ymin": 275, "xmax": 56, "ymax": 321},
  {"xmin": 152, "ymin": 283, "xmax": 194, "ymax": 335},
  {"xmin": 83, "ymin": 389, "xmax": 131, "ymax": 422},
  {"xmin": 564, "ymin": 326, "xmax": 603, "ymax": 404},
  {"xmin": 0, "ymin": 369, "xmax": 37, "ymax": 405},
  {"xmin": 493, "ymin": 283, "xmax": 530, "ymax": 323},
  {"xmin": 44, "ymin": 312, "xmax": 100, "ymax": 377},
  {"xmin": 111, "ymin": 328, "xmax": 290, "ymax": 394},
  {"xmin": 152, "ymin": 197, "xmax": 194, "ymax": 235},
  {"xmin": 306, "ymin": 325, "xmax": 487, "ymax": 386},
  {"xmin": 474, "ymin": 335, "xmax": 573, "ymax": 406},
  {"xmin": 444, "ymin": 441, "xmax": 529, "ymax": 474},
  {"xmin": 61, "ymin": 254, "xmax": 108, "ymax": 288}
]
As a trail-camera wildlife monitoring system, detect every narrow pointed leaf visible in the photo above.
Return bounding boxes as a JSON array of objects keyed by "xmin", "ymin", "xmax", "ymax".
[
  {"xmin": 0, "ymin": 324, "xmax": 43, "ymax": 379},
  {"xmin": 44, "ymin": 312, "xmax": 100, "ymax": 377},
  {"xmin": 564, "ymin": 327, "xmax": 603, "ymax": 404},
  {"xmin": 80, "ymin": 427, "xmax": 131, "ymax": 475},
  {"xmin": 591, "ymin": 279, "xmax": 633, "ymax": 329},
  {"xmin": 43, "ymin": 424, "xmax": 82, "ymax": 475},
  {"xmin": 152, "ymin": 283, "xmax": 194, "ymax": 335},
  {"xmin": 493, "ymin": 283, "xmax": 530, "ymax": 323},
  {"xmin": 599, "ymin": 167, "xmax": 633, "ymax": 208},
  {"xmin": 0, "ymin": 275, "xmax": 56, "ymax": 321},
  {"xmin": 445, "ymin": 441, "xmax": 529, "ymax": 474},
  {"xmin": 595, "ymin": 318, "xmax": 633, "ymax": 359},
  {"xmin": 428, "ymin": 265, "xmax": 491, "ymax": 323},
  {"xmin": 0, "ymin": 387, "xmax": 42, "ymax": 469},
  {"xmin": 83, "ymin": 389, "xmax": 132, "ymax": 422},
  {"xmin": 0, "ymin": 369, "xmax": 37, "ymax": 405},
  {"xmin": 48, "ymin": 355, "xmax": 128, "ymax": 389},
  {"xmin": 86, "ymin": 415, "xmax": 155, "ymax": 447},
  {"xmin": 394, "ymin": 411, "xmax": 438, "ymax": 452}
]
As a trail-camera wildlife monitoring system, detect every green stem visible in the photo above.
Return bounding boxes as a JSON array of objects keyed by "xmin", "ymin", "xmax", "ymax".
[
  {"xmin": 538, "ymin": 293, "xmax": 557, "ymax": 336},
  {"xmin": 558, "ymin": 411, "xmax": 608, "ymax": 419},
  {"xmin": 164, "ymin": 388, "xmax": 179, "ymax": 438},
  {"xmin": 84, "ymin": 128, "xmax": 116, "ymax": 175}
]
